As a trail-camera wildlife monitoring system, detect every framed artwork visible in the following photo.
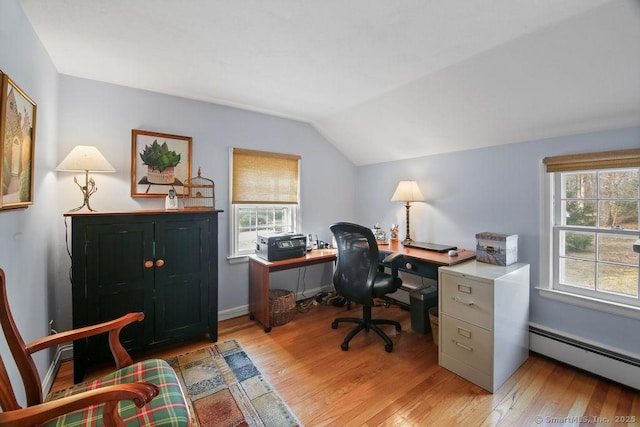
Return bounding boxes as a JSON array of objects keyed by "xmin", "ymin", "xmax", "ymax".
[
  {"xmin": 0, "ymin": 71, "xmax": 37, "ymax": 210},
  {"xmin": 131, "ymin": 129, "xmax": 192, "ymax": 198}
]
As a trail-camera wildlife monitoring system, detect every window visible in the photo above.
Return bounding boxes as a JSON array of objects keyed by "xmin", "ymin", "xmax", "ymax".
[
  {"xmin": 541, "ymin": 149, "xmax": 640, "ymax": 314},
  {"xmin": 230, "ymin": 148, "xmax": 300, "ymax": 258}
]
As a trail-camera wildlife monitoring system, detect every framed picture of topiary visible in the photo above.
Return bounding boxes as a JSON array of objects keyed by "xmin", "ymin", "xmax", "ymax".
[
  {"xmin": 0, "ymin": 71, "xmax": 37, "ymax": 210},
  {"xmin": 131, "ymin": 129, "xmax": 192, "ymax": 198}
]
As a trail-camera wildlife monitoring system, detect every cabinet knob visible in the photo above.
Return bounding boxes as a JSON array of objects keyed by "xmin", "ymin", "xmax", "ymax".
[
  {"xmin": 144, "ymin": 260, "xmax": 153, "ymax": 269},
  {"xmin": 155, "ymin": 259, "xmax": 165, "ymax": 268}
]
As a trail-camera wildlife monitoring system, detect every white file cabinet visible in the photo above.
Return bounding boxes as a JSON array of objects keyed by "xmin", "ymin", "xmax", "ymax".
[{"xmin": 438, "ymin": 261, "xmax": 530, "ymax": 393}]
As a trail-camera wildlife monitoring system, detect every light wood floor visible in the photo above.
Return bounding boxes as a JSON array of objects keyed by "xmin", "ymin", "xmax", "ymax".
[{"xmin": 51, "ymin": 302, "xmax": 640, "ymax": 426}]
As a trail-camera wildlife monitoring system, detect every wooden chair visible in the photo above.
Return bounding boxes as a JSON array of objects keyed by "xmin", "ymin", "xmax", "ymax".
[{"xmin": 0, "ymin": 268, "xmax": 192, "ymax": 426}]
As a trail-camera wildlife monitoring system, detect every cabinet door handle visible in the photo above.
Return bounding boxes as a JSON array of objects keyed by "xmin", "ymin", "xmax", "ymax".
[
  {"xmin": 144, "ymin": 260, "xmax": 154, "ymax": 269},
  {"xmin": 155, "ymin": 259, "xmax": 165, "ymax": 268},
  {"xmin": 452, "ymin": 339, "xmax": 473, "ymax": 352},
  {"xmin": 452, "ymin": 296, "xmax": 474, "ymax": 306}
]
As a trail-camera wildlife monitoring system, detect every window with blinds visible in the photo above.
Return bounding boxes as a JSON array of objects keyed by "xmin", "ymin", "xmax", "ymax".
[
  {"xmin": 230, "ymin": 148, "xmax": 301, "ymax": 257},
  {"xmin": 541, "ymin": 148, "xmax": 640, "ymax": 312}
]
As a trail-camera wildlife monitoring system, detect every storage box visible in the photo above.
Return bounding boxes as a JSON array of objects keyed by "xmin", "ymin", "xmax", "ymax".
[{"xmin": 475, "ymin": 232, "xmax": 518, "ymax": 266}]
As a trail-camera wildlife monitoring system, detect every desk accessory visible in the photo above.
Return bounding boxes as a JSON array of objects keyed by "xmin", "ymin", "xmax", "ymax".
[
  {"xmin": 391, "ymin": 180, "xmax": 424, "ymax": 244},
  {"xmin": 403, "ymin": 241, "xmax": 457, "ymax": 253}
]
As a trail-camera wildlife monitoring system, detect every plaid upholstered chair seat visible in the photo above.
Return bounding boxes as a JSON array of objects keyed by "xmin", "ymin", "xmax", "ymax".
[{"xmin": 44, "ymin": 359, "xmax": 191, "ymax": 426}]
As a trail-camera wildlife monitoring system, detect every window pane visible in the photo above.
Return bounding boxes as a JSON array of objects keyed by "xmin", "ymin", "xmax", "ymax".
[
  {"xmin": 598, "ymin": 263, "xmax": 639, "ymax": 297},
  {"xmin": 563, "ymin": 172, "xmax": 596, "ymax": 198},
  {"xmin": 598, "ymin": 200, "xmax": 638, "ymax": 230},
  {"xmin": 562, "ymin": 200, "xmax": 596, "ymax": 226},
  {"xmin": 599, "ymin": 170, "xmax": 638, "ymax": 199},
  {"xmin": 235, "ymin": 205, "xmax": 296, "ymax": 254},
  {"xmin": 560, "ymin": 230, "xmax": 595, "ymax": 259},
  {"xmin": 559, "ymin": 258, "xmax": 595, "ymax": 289},
  {"xmin": 597, "ymin": 234, "xmax": 640, "ymax": 265}
]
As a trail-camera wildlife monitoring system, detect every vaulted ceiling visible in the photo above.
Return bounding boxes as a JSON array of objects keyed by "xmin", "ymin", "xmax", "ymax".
[{"xmin": 20, "ymin": 0, "xmax": 640, "ymax": 165}]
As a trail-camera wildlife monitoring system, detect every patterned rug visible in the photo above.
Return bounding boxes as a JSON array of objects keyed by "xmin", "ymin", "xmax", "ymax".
[{"xmin": 165, "ymin": 340, "xmax": 301, "ymax": 427}]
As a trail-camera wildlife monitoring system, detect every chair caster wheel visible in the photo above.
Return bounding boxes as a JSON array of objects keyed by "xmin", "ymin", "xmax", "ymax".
[
  {"xmin": 331, "ymin": 321, "xmax": 339, "ymax": 329},
  {"xmin": 385, "ymin": 343, "xmax": 393, "ymax": 353},
  {"xmin": 341, "ymin": 342, "xmax": 349, "ymax": 351}
]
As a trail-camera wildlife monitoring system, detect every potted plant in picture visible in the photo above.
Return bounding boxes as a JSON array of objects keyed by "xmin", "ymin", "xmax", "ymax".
[{"xmin": 139, "ymin": 140, "xmax": 181, "ymax": 184}]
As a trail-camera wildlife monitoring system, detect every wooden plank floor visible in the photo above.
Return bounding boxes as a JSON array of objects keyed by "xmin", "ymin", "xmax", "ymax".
[{"xmin": 51, "ymin": 302, "xmax": 640, "ymax": 426}]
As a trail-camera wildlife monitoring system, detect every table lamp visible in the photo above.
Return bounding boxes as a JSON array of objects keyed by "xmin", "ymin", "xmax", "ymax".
[
  {"xmin": 391, "ymin": 180, "xmax": 424, "ymax": 244},
  {"xmin": 56, "ymin": 145, "xmax": 115, "ymax": 211}
]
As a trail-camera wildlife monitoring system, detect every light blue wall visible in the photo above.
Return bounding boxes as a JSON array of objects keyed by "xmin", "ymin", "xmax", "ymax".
[
  {"xmin": 0, "ymin": 0, "xmax": 60, "ymax": 403},
  {"xmin": 357, "ymin": 127, "xmax": 640, "ymax": 355},
  {"xmin": 54, "ymin": 75, "xmax": 357, "ymax": 326},
  {"xmin": 2, "ymin": 0, "xmax": 639, "ymax": 403}
]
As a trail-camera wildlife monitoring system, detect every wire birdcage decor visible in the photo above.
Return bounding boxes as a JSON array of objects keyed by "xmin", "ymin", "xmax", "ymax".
[{"xmin": 183, "ymin": 167, "xmax": 215, "ymax": 209}]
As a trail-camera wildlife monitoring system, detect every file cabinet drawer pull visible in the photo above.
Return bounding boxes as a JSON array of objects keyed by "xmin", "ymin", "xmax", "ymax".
[
  {"xmin": 452, "ymin": 339, "xmax": 473, "ymax": 352},
  {"xmin": 452, "ymin": 296, "xmax": 474, "ymax": 306}
]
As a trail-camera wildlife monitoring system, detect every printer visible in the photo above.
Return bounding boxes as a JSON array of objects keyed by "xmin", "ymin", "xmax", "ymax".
[{"xmin": 256, "ymin": 232, "xmax": 307, "ymax": 261}]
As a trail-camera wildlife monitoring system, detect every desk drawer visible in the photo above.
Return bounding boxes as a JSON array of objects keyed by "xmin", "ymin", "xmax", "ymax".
[
  {"xmin": 380, "ymin": 254, "xmax": 439, "ymax": 280},
  {"xmin": 440, "ymin": 272, "xmax": 492, "ymax": 329},
  {"xmin": 440, "ymin": 314, "xmax": 492, "ymax": 373}
]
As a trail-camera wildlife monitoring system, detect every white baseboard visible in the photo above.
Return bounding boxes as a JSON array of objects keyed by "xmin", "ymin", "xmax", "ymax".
[
  {"xmin": 529, "ymin": 323, "xmax": 640, "ymax": 390},
  {"xmin": 42, "ymin": 344, "xmax": 73, "ymax": 396}
]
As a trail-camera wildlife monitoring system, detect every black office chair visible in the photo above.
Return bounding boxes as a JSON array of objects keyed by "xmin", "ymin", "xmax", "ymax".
[{"xmin": 329, "ymin": 222, "xmax": 403, "ymax": 352}]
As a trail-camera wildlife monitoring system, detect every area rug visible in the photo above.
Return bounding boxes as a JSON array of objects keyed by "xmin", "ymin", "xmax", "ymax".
[{"xmin": 165, "ymin": 340, "xmax": 302, "ymax": 427}]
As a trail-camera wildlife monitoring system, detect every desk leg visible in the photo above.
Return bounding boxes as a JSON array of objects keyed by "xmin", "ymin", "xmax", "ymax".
[{"xmin": 248, "ymin": 259, "xmax": 272, "ymax": 332}]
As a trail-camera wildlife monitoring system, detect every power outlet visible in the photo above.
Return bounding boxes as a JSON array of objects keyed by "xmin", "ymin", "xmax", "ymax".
[{"xmin": 49, "ymin": 319, "xmax": 57, "ymax": 335}]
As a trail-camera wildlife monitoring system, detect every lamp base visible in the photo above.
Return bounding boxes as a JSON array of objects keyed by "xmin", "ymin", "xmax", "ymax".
[{"xmin": 68, "ymin": 172, "xmax": 98, "ymax": 212}]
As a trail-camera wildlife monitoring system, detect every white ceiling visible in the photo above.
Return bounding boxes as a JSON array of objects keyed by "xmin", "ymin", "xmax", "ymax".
[{"xmin": 20, "ymin": 0, "xmax": 640, "ymax": 165}]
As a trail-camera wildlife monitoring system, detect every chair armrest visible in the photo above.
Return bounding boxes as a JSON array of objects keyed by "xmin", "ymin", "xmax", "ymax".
[
  {"xmin": 381, "ymin": 252, "xmax": 403, "ymax": 277},
  {"xmin": 381, "ymin": 252, "xmax": 403, "ymax": 264},
  {"xmin": 25, "ymin": 312, "xmax": 145, "ymax": 369},
  {"xmin": 0, "ymin": 382, "xmax": 159, "ymax": 427}
]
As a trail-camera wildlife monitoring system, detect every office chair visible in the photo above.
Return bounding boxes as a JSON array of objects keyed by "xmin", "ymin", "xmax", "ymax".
[{"xmin": 329, "ymin": 222, "xmax": 403, "ymax": 352}]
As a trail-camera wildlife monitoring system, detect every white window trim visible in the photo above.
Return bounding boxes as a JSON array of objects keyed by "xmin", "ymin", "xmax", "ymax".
[{"xmin": 538, "ymin": 162, "xmax": 640, "ymax": 320}]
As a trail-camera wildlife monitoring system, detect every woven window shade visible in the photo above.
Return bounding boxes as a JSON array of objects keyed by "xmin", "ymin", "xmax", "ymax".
[
  {"xmin": 543, "ymin": 148, "xmax": 640, "ymax": 173},
  {"xmin": 232, "ymin": 148, "xmax": 300, "ymax": 204}
]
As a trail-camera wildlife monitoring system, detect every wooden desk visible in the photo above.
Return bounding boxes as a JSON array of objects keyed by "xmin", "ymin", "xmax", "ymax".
[
  {"xmin": 249, "ymin": 249, "xmax": 338, "ymax": 332},
  {"xmin": 379, "ymin": 241, "xmax": 476, "ymax": 280}
]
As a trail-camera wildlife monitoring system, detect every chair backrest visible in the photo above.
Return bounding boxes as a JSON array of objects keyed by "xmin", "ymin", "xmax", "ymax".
[
  {"xmin": 329, "ymin": 222, "xmax": 379, "ymax": 305},
  {"xmin": 0, "ymin": 268, "xmax": 43, "ymax": 411}
]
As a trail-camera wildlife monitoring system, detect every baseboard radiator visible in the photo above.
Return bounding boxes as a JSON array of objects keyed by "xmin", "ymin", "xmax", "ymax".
[{"xmin": 529, "ymin": 323, "xmax": 640, "ymax": 390}]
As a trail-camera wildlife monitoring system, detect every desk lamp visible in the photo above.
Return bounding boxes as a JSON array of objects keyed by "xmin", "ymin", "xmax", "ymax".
[
  {"xmin": 56, "ymin": 146, "xmax": 115, "ymax": 211},
  {"xmin": 391, "ymin": 180, "xmax": 424, "ymax": 244}
]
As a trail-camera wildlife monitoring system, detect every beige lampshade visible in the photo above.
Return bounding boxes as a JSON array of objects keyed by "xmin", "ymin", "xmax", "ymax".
[
  {"xmin": 56, "ymin": 146, "xmax": 115, "ymax": 172},
  {"xmin": 391, "ymin": 181, "xmax": 424, "ymax": 202}
]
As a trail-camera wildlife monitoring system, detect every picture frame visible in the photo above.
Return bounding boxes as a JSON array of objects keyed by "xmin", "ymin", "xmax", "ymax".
[
  {"xmin": 0, "ymin": 71, "xmax": 37, "ymax": 210},
  {"xmin": 131, "ymin": 129, "xmax": 192, "ymax": 198}
]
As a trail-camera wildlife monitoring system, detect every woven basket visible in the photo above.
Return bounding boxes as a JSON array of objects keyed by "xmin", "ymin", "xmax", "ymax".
[
  {"xmin": 428, "ymin": 307, "xmax": 439, "ymax": 347},
  {"xmin": 269, "ymin": 289, "xmax": 296, "ymax": 326}
]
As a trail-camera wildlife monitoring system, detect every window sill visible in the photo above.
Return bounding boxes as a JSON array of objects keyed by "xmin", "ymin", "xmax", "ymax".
[
  {"xmin": 537, "ymin": 287, "xmax": 640, "ymax": 320},
  {"xmin": 227, "ymin": 255, "xmax": 249, "ymax": 265}
]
